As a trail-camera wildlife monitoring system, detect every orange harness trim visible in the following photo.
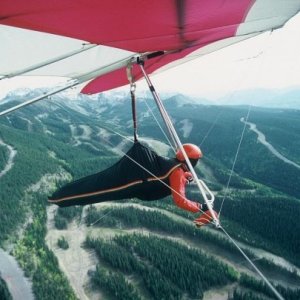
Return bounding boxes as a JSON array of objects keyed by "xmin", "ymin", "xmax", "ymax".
[{"xmin": 49, "ymin": 164, "xmax": 181, "ymax": 204}]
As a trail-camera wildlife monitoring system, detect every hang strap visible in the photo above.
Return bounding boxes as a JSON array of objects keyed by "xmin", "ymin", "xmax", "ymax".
[{"xmin": 127, "ymin": 64, "xmax": 138, "ymax": 142}]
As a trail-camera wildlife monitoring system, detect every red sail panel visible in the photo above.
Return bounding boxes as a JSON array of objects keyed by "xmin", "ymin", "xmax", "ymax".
[{"xmin": 0, "ymin": 0, "xmax": 253, "ymax": 52}]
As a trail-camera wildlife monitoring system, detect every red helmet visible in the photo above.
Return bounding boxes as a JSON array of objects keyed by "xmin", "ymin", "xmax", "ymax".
[{"xmin": 176, "ymin": 144, "xmax": 202, "ymax": 162}]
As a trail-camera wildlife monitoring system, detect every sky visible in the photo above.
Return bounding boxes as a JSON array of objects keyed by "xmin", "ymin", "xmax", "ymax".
[
  {"xmin": 150, "ymin": 12, "xmax": 300, "ymax": 99},
  {"xmin": 0, "ymin": 12, "xmax": 300, "ymax": 101}
]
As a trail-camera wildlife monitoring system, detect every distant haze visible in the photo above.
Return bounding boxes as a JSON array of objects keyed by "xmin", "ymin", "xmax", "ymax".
[{"xmin": 1, "ymin": 85, "xmax": 300, "ymax": 111}]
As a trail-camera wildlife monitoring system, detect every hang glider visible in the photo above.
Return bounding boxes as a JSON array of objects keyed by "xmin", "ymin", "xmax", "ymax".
[
  {"xmin": 1, "ymin": 0, "xmax": 299, "ymax": 94},
  {"xmin": 1, "ymin": 4, "xmax": 298, "ymax": 297}
]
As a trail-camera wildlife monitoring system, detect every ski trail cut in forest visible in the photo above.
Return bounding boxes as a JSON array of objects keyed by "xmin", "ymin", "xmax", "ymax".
[
  {"xmin": 47, "ymin": 201, "xmax": 300, "ymax": 298},
  {"xmin": 0, "ymin": 138, "xmax": 17, "ymax": 179},
  {"xmin": 90, "ymin": 203, "xmax": 300, "ymax": 278},
  {"xmin": 46, "ymin": 206, "xmax": 99, "ymax": 300},
  {"xmin": 179, "ymin": 119, "xmax": 193, "ymax": 138},
  {"xmin": 241, "ymin": 118, "xmax": 300, "ymax": 170},
  {"xmin": 70, "ymin": 124, "xmax": 100, "ymax": 151},
  {"xmin": 204, "ymin": 283, "xmax": 237, "ymax": 300}
]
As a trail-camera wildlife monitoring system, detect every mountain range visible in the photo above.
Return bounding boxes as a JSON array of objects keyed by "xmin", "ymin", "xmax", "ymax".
[{"xmin": 2, "ymin": 85, "xmax": 300, "ymax": 109}]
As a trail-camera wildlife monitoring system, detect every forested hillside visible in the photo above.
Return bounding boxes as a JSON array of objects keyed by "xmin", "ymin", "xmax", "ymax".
[
  {"xmin": 0, "ymin": 91, "xmax": 300, "ymax": 299},
  {"xmin": 0, "ymin": 277, "xmax": 11, "ymax": 300}
]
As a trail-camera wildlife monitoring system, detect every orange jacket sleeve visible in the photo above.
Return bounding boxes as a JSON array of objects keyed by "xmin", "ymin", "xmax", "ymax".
[{"xmin": 169, "ymin": 167, "xmax": 200, "ymax": 213}]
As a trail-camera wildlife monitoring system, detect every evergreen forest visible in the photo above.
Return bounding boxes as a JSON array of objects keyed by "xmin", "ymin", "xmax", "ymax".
[{"xmin": 0, "ymin": 92, "xmax": 300, "ymax": 299}]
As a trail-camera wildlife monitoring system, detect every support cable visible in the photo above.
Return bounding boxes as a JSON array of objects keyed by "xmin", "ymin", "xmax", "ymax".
[
  {"xmin": 90, "ymin": 128, "xmax": 211, "ymax": 226},
  {"xmin": 200, "ymin": 111, "xmax": 222, "ymax": 146},
  {"xmin": 220, "ymin": 226, "xmax": 284, "ymax": 300},
  {"xmin": 99, "ymin": 131, "xmax": 197, "ymax": 203},
  {"xmin": 94, "ymin": 121, "xmax": 211, "ymax": 221},
  {"xmin": 88, "ymin": 208, "xmax": 114, "ymax": 227},
  {"xmin": 199, "ymin": 32, "xmax": 283, "ymax": 300},
  {"xmin": 218, "ymin": 32, "xmax": 272, "ymax": 217},
  {"xmin": 80, "ymin": 109, "xmax": 283, "ymax": 300},
  {"xmin": 142, "ymin": 97, "xmax": 176, "ymax": 154},
  {"xmin": 137, "ymin": 61, "xmax": 178, "ymax": 150},
  {"xmin": 218, "ymin": 105, "xmax": 252, "ymax": 217}
]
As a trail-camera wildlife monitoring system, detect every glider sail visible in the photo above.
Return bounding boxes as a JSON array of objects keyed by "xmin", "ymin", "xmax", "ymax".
[{"xmin": 0, "ymin": 0, "xmax": 299, "ymax": 94}]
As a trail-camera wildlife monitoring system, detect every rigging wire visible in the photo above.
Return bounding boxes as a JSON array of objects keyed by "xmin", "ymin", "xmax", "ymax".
[
  {"xmin": 202, "ymin": 31, "xmax": 274, "ymax": 145},
  {"xmin": 126, "ymin": 58, "xmax": 176, "ymax": 153},
  {"xmin": 79, "ymin": 122, "xmax": 284, "ymax": 300},
  {"xmin": 86, "ymin": 124, "xmax": 214, "ymax": 226},
  {"xmin": 137, "ymin": 62, "xmax": 179, "ymax": 151},
  {"xmin": 88, "ymin": 207, "xmax": 114, "ymax": 227},
  {"xmin": 0, "ymin": 24, "xmax": 288, "ymax": 297},
  {"xmin": 48, "ymin": 72, "xmax": 283, "ymax": 300},
  {"xmin": 5, "ymin": 38, "xmax": 282, "ymax": 295},
  {"xmin": 216, "ymin": 30, "xmax": 274, "ymax": 218},
  {"xmin": 99, "ymin": 130, "xmax": 206, "ymax": 212},
  {"xmin": 218, "ymin": 30, "xmax": 274, "ymax": 217},
  {"xmin": 200, "ymin": 110, "xmax": 222, "ymax": 147},
  {"xmin": 47, "ymin": 96, "xmax": 208, "ymax": 226},
  {"xmin": 219, "ymin": 225, "xmax": 284, "ymax": 300},
  {"xmin": 142, "ymin": 96, "xmax": 176, "ymax": 154},
  {"xmin": 100, "ymin": 125, "xmax": 134, "ymax": 143},
  {"xmin": 210, "ymin": 30, "xmax": 285, "ymax": 299},
  {"xmin": 115, "ymin": 30, "xmax": 285, "ymax": 299},
  {"xmin": 0, "ymin": 79, "xmax": 78, "ymax": 117},
  {"xmin": 218, "ymin": 105, "xmax": 252, "ymax": 216},
  {"xmin": 52, "ymin": 99, "xmax": 285, "ymax": 300}
]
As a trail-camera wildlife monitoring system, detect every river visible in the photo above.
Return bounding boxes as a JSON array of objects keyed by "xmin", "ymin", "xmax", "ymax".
[
  {"xmin": 241, "ymin": 118, "xmax": 300, "ymax": 170},
  {"xmin": 0, "ymin": 249, "xmax": 34, "ymax": 300},
  {"xmin": 0, "ymin": 139, "xmax": 34, "ymax": 299}
]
